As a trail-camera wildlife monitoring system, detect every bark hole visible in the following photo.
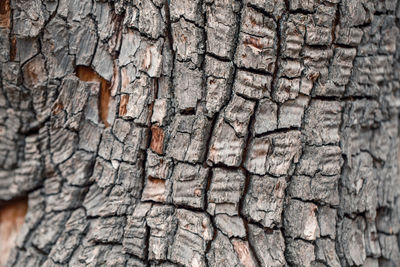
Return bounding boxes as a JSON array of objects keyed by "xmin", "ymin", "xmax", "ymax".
[
  {"xmin": 0, "ymin": 197, "xmax": 28, "ymax": 267},
  {"xmin": 76, "ymin": 66, "xmax": 111, "ymax": 127}
]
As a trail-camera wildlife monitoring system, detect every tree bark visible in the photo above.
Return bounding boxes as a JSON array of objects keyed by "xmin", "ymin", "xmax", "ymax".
[{"xmin": 0, "ymin": 0, "xmax": 399, "ymax": 266}]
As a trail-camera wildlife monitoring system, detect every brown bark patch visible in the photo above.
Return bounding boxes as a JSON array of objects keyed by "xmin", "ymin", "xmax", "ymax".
[
  {"xmin": 275, "ymin": 180, "xmax": 281, "ymax": 191},
  {"xmin": 22, "ymin": 56, "xmax": 47, "ymax": 89},
  {"xmin": 0, "ymin": 0, "xmax": 11, "ymax": 29},
  {"xmin": 0, "ymin": 197, "xmax": 28, "ymax": 267},
  {"xmin": 148, "ymin": 176, "xmax": 165, "ymax": 185},
  {"xmin": 76, "ymin": 66, "xmax": 111, "ymax": 127},
  {"xmin": 307, "ymin": 72, "xmax": 320, "ymax": 82},
  {"xmin": 142, "ymin": 177, "xmax": 167, "ymax": 202},
  {"xmin": 243, "ymin": 36, "xmax": 264, "ymax": 51},
  {"xmin": 10, "ymin": 36, "xmax": 16, "ymax": 61},
  {"xmin": 119, "ymin": 94, "xmax": 129, "ymax": 116},
  {"xmin": 194, "ymin": 188, "xmax": 202, "ymax": 197},
  {"xmin": 150, "ymin": 125, "xmax": 164, "ymax": 154},
  {"xmin": 52, "ymin": 101, "xmax": 64, "ymax": 115}
]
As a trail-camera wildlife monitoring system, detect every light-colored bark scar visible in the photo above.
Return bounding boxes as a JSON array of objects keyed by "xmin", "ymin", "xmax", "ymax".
[
  {"xmin": 303, "ymin": 204, "xmax": 319, "ymax": 241},
  {"xmin": 232, "ymin": 239, "xmax": 257, "ymax": 267}
]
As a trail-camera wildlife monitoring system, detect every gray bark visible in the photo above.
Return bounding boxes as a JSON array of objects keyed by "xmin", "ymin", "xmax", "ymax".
[{"xmin": 0, "ymin": 0, "xmax": 399, "ymax": 266}]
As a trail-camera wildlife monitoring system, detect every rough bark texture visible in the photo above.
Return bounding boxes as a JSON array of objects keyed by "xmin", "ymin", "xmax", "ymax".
[{"xmin": 0, "ymin": 0, "xmax": 400, "ymax": 266}]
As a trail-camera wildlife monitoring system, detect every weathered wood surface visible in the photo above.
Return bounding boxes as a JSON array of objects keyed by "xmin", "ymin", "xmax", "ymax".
[{"xmin": 0, "ymin": 0, "xmax": 400, "ymax": 266}]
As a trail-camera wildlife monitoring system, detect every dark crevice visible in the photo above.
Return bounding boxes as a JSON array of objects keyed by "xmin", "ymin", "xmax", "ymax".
[
  {"xmin": 237, "ymin": 66, "xmax": 274, "ymax": 77},
  {"xmin": 243, "ymin": 222, "xmax": 263, "ymax": 267},
  {"xmin": 332, "ymin": 4, "xmax": 340, "ymax": 44},
  {"xmin": 205, "ymin": 52, "xmax": 231, "ymax": 63},
  {"xmin": 253, "ymin": 126, "xmax": 301, "ymax": 138},
  {"xmin": 246, "ymin": 3, "xmax": 276, "ymax": 21},
  {"xmin": 163, "ymin": 0, "xmax": 174, "ymax": 53},
  {"xmin": 271, "ymin": 15, "xmax": 283, "ymax": 94},
  {"xmin": 312, "ymin": 95, "xmax": 377, "ymax": 102},
  {"xmin": 237, "ymin": 93, "xmax": 262, "ymax": 267},
  {"xmin": 204, "ymin": 216, "xmax": 217, "ymax": 265}
]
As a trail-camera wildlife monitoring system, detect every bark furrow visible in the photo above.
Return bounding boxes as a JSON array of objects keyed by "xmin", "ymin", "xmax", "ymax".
[{"xmin": 0, "ymin": 0, "xmax": 399, "ymax": 266}]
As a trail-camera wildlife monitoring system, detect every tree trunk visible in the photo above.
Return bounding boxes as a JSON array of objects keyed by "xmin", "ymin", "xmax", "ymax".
[{"xmin": 0, "ymin": 0, "xmax": 399, "ymax": 266}]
